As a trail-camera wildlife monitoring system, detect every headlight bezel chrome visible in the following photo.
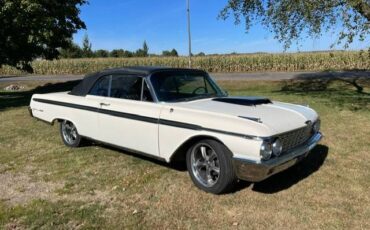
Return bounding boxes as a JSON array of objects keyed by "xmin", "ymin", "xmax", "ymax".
[
  {"xmin": 260, "ymin": 141, "xmax": 273, "ymax": 160},
  {"xmin": 260, "ymin": 138, "xmax": 284, "ymax": 161},
  {"xmin": 272, "ymin": 138, "xmax": 283, "ymax": 156}
]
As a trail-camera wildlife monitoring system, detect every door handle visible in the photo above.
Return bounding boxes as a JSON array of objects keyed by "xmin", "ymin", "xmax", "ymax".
[{"xmin": 100, "ymin": 103, "xmax": 110, "ymax": 106}]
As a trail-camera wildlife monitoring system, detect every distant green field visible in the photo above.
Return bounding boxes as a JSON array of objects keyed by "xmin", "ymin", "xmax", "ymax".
[{"xmin": 0, "ymin": 51, "xmax": 369, "ymax": 75}]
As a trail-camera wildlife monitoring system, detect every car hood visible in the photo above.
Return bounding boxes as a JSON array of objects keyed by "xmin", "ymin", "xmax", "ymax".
[{"xmin": 169, "ymin": 96, "xmax": 318, "ymax": 134}]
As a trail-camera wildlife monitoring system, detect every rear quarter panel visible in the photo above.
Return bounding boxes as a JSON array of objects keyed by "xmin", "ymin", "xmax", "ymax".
[{"xmin": 30, "ymin": 93, "xmax": 100, "ymax": 138}]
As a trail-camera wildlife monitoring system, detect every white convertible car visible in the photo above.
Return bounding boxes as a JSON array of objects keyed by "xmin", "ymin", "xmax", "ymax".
[{"xmin": 29, "ymin": 67, "xmax": 322, "ymax": 194}]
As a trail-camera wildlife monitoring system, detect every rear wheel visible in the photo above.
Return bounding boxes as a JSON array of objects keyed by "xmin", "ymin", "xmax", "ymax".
[
  {"xmin": 60, "ymin": 120, "xmax": 82, "ymax": 147},
  {"xmin": 186, "ymin": 139, "xmax": 237, "ymax": 194}
]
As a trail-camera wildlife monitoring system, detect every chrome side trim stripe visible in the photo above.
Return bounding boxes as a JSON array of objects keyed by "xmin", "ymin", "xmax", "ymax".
[
  {"xmin": 34, "ymin": 98, "xmax": 99, "ymax": 113},
  {"xmin": 202, "ymin": 127, "xmax": 256, "ymax": 139},
  {"xmin": 33, "ymin": 98, "xmax": 258, "ymax": 140},
  {"xmin": 99, "ymin": 108, "xmax": 159, "ymax": 124},
  {"xmin": 158, "ymin": 119, "xmax": 201, "ymax": 130},
  {"xmin": 33, "ymin": 98, "xmax": 158, "ymax": 124}
]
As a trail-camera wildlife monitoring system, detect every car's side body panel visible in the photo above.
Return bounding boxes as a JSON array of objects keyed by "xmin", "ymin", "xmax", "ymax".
[
  {"xmin": 96, "ymin": 96, "xmax": 162, "ymax": 156},
  {"xmin": 158, "ymin": 104, "xmax": 264, "ymax": 162}
]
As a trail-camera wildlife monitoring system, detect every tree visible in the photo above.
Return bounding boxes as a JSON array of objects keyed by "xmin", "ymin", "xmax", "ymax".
[
  {"xmin": 82, "ymin": 34, "xmax": 93, "ymax": 58},
  {"xmin": 135, "ymin": 49, "xmax": 148, "ymax": 57},
  {"xmin": 110, "ymin": 49, "xmax": 125, "ymax": 58},
  {"xmin": 196, "ymin": 52, "xmax": 206, "ymax": 56},
  {"xmin": 143, "ymin": 40, "xmax": 149, "ymax": 56},
  {"xmin": 162, "ymin": 49, "xmax": 179, "ymax": 57},
  {"xmin": 135, "ymin": 41, "xmax": 149, "ymax": 57},
  {"xmin": 94, "ymin": 49, "xmax": 109, "ymax": 58},
  {"xmin": 0, "ymin": 0, "xmax": 87, "ymax": 72},
  {"xmin": 162, "ymin": 50, "xmax": 171, "ymax": 56},
  {"xmin": 170, "ymin": 49, "xmax": 179, "ymax": 57},
  {"xmin": 59, "ymin": 41, "xmax": 83, "ymax": 58},
  {"xmin": 134, "ymin": 41, "xmax": 149, "ymax": 57},
  {"xmin": 123, "ymin": 50, "xmax": 133, "ymax": 58},
  {"xmin": 219, "ymin": 0, "xmax": 370, "ymax": 49}
]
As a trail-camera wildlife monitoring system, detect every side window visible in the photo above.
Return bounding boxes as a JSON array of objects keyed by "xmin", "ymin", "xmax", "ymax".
[
  {"xmin": 89, "ymin": 75, "xmax": 111, "ymax": 97},
  {"xmin": 110, "ymin": 75, "xmax": 142, "ymax": 101}
]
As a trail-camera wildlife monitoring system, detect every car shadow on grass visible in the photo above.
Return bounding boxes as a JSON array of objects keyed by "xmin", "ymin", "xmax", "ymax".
[
  {"xmin": 97, "ymin": 141, "xmax": 328, "ymax": 194},
  {"xmin": 249, "ymin": 144, "xmax": 329, "ymax": 194},
  {"xmin": 0, "ymin": 80, "xmax": 81, "ymax": 111}
]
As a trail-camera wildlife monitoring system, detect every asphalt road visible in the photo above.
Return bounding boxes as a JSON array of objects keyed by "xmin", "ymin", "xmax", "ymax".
[{"xmin": 1, "ymin": 71, "xmax": 369, "ymax": 83}]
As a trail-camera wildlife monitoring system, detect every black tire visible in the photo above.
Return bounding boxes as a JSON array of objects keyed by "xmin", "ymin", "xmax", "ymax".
[
  {"xmin": 59, "ymin": 120, "xmax": 82, "ymax": 147},
  {"xmin": 186, "ymin": 139, "xmax": 237, "ymax": 194}
]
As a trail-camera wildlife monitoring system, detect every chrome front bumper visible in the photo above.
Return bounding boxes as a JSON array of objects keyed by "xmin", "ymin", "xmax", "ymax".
[{"xmin": 233, "ymin": 132, "xmax": 323, "ymax": 182}]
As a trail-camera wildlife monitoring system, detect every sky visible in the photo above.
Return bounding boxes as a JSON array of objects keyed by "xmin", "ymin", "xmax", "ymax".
[{"xmin": 73, "ymin": 0, "xmax": 369, "ymax": 55}]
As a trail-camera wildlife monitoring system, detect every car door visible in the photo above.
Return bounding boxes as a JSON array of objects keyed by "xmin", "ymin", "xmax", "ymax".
[
  {"xmin": 82, "ymin": 74, "xmax": 112, "ymax": 140},
  {"xmin": 97, "ymin": 75, "xmax": 162, "ymax": 157}
]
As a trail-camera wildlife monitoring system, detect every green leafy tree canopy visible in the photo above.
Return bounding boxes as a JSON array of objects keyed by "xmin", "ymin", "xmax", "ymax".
[
  {"xmin": 94, "ymin": 49, "xmax": 109, "ymax": 58},
  {"xmin": 59, "ymin": 41, "xmax": 83, "ymax": 59},
  {"xmin": 0, "ymin": 0, "xmax": 87, "ymax": 72},
  {"xmin": 219, "ymin": 0, "xmax": 370, "ymax": 49},
  {"xmin": 162, "ymin": 49, "xmax": 179, "ymax": 57},
  {"xmin": 110, "ymin": 49, "xmax": 125, "ymax": 58}
]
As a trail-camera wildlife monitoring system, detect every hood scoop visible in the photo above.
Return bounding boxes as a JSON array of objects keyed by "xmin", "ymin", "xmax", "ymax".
[
  {"xmin": 239, "ymin": 116, "xmax": 262, "ymax": 123},
  {"xmin": 212, "ymin": 97, "xmax": 272, "ymax": 106}
]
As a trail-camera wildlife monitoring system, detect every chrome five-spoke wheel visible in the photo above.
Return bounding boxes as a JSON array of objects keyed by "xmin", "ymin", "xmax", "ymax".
[
  {"xmin": 60, "ymin": 120, "xmax": 82, "ymax": 147},
  {"xmin": 191, "ymin": 143, "xmax": 220, "ymax": 187},
  {"xmin": 186, "ymin": 139, "xmax": 237, "ymax": 194}
]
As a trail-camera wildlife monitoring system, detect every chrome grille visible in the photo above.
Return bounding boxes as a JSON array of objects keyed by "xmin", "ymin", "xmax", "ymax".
[{"xmin": 279, "ymin": 125, "xmax": 312, "ymax": 153}]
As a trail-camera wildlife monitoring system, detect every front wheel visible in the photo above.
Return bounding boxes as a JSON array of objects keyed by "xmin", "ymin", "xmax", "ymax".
[
  {"xmin": 186, "ymin": 139, "xmax": 237, "ymax": 194},
  {"xmin": 60, "ymin": 120, "xmax": 82, "ymax": 147}
]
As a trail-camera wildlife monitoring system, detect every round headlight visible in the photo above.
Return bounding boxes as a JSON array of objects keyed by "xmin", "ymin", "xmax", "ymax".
[
  {"xmin": 313, "ymin": 120, "xmax": 321, "ymax": 133},
  {"xmin": 260, "ymin": 141, "xmax": 273, "ymax": 160},
  {"xmin": 272, "ymin": 139, "xmax": 283, "ymax": 156}
]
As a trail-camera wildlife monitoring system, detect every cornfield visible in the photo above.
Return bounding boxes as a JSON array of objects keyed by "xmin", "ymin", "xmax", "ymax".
[{"xmin": 0, "ymin": 51, "xmax": 369, "ymax": 75}]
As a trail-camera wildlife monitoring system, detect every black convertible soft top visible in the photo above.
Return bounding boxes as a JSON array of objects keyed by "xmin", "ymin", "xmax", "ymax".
[{"xmin": 69, "ymin": 66, "xmax": 207, "ymax": 96}]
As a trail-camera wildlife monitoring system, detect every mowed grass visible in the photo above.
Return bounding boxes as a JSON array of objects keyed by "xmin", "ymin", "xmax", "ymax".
[{"xmin": 0, "ymin": 78, "xmax": 369, "ymax": 229}]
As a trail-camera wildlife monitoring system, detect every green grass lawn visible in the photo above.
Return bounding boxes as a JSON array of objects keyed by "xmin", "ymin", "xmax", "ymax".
[{"xmin": 0, "ymin": 79, "xmax": 369, "ymax": 229}]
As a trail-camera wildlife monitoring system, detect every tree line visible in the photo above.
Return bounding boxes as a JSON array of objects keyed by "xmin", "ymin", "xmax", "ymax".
[{"xmin": 60, "ymin": 35, "xmax": 180, "ymax": 59}]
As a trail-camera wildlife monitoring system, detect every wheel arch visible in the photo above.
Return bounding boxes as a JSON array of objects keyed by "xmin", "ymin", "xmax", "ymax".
[
  {"xmin": 51, "ymin": 118, "xmax": 65, "ymax": 125},
  {"xmin": 169, "ymin": 134, "xmax": 233, "ymax": 163},
  {"xmin": 51, "ymin": 118, "xmax": 79, "ymax": 130}
]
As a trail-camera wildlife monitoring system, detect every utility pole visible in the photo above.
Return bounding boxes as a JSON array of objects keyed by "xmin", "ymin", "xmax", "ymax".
[{"xmin": 187, "ymin": 0, "xmax": 192, "ymax": 68}]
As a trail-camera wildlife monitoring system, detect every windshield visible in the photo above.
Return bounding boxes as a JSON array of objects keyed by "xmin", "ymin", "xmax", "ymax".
[{"xmin": 150, "ymin": 71, "xmax": 226, "ymax": 102}]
